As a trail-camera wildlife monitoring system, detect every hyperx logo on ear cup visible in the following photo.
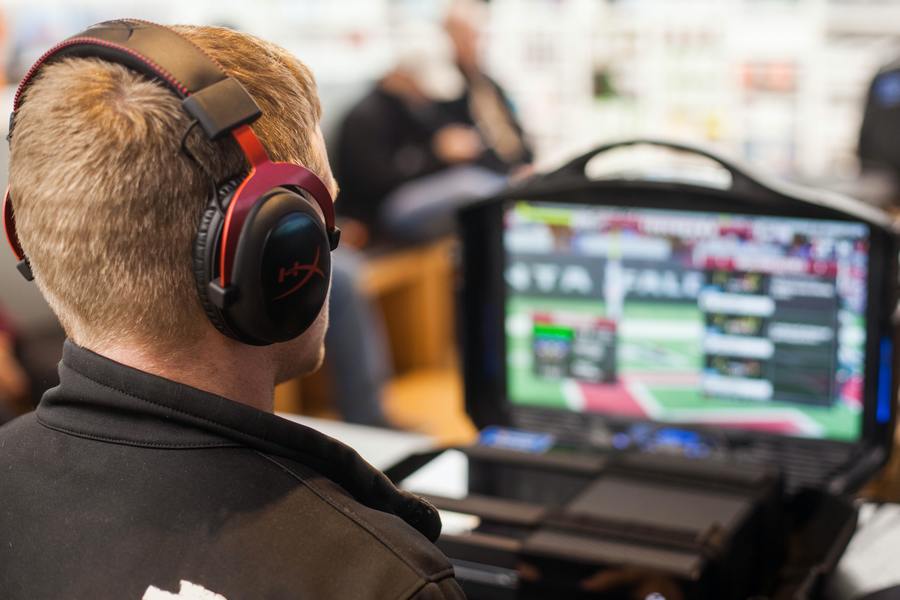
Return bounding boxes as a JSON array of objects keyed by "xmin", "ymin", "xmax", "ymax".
[
  {"xmin": 258, "ymin": 208, "xmax": 330, "ymax": 333},
  {"xmin": 273, "ymin": 246, "xmax": 324, "ymax": 301}
]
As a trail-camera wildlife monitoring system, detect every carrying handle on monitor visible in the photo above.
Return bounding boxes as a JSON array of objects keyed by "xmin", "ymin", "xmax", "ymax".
[{"xmin": 545, "ymin": 138, "xmax": 769, "ymax": 198}]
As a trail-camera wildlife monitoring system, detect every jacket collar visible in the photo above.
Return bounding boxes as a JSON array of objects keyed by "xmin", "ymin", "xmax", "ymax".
[{"xmin": 36, "ymin": 340, "xmax": 441, "ymax": 541}]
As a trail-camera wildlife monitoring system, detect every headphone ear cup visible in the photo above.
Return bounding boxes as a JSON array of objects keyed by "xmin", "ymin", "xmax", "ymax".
[
  {"xmin": 192, "ymin": 178, "xmax": 242, "ymax": 339},
  {"xmin": 226, "ymin": 188, "xmax": 332, "ymax": 344}
]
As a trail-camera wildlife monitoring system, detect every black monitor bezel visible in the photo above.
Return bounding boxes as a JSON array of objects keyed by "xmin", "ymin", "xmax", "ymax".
[{"xmin": 459, "ymin": 177, "xmax": 898, "ymax": 453}]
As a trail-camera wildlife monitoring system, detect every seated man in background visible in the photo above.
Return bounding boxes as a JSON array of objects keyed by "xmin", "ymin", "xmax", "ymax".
[
  {"xmin": 442, "ymin": 0, "xmax": 533, "ymax": 185},
  {"xmin": 325, "ymin": 2, "xmax": 532, "ymax": 427},
  {"xmin": 336, "ymin": 5, "xmax": 531, "ymax": 246},
  {"xmin": 0, "ymin": 21, "xmax": 461, "ymax": 599}
]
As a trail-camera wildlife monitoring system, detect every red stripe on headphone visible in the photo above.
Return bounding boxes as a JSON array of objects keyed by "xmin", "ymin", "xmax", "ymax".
[{"xmin": 232, "ymin": 125, "xmax": 269, "ymax": 167}]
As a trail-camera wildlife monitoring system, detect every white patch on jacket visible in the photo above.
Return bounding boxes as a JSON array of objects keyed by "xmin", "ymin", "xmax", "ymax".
[{"xmin": 143, "ymin": 580, "xmax": 228, "ymax": 600}]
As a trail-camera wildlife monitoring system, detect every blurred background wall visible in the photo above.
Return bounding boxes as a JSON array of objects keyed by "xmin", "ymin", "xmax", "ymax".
[{"xmin": 1, "ymin": 0, "xmax": 900, "ymax": 321}]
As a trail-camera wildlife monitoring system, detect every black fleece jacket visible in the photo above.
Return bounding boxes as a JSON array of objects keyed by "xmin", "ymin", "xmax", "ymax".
[{"xmin": 0, "ymin": 341, "xmax": 464, "ymax": 599}]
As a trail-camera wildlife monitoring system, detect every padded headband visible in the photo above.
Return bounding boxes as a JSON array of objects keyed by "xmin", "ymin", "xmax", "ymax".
[
  {"xmin": 10, "ymin": 19, "xmax": 260, "ymax": 139},
  {"xmin": 6, "ymin": 19, "xmax": 338, "ymax": 279}
]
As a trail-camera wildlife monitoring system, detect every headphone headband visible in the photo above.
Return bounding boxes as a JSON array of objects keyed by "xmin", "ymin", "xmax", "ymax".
[{"xmin": 10, "ymin": 19, "xmax": 259, "ymax": 139}]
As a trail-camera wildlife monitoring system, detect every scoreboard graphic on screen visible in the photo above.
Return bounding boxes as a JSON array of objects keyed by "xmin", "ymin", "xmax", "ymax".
[
  {"xmin": 504, "ymin": 202, "xmax": 868, "ymax": 442},
  {"xmin": 532, "ymin": 313, "xmax": 618, "ymax": 383}
]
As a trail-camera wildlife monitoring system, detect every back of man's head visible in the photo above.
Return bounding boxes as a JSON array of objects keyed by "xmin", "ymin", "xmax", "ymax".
[{"xmin": 8, "ymin": 25, "xmax": 334, "ymax": 354}]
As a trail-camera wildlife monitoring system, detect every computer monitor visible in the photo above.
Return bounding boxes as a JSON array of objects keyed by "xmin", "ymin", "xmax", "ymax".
[{"xmin": 502, "ymin": 201, "xmax": 869, "ymax": 442}]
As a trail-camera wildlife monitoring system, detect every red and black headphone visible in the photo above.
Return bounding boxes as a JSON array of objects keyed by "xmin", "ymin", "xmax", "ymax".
[{"xmin": 2, "ymin": 19, "xmax": 340, "ymax": 345}]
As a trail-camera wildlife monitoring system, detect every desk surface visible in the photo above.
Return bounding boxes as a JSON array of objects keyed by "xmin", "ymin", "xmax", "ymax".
[{"xmin": 278, "ymin": 413, "xmax": 436, "ymax": 470}]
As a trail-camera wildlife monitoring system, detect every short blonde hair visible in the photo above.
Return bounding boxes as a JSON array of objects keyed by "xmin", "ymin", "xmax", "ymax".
[{"xmin": 9, "ymin": 25, "xmax": 332, "ymax": 349}]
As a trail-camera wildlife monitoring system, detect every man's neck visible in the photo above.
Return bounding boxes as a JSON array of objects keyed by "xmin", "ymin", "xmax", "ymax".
[{"xmin": 91, "ymin": 332, "xmax": 276, "ymax": 413}]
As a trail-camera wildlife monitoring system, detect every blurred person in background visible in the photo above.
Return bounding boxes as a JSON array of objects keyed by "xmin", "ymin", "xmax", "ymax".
[
  {"xmin": 324, "ymin": 2, "xmax": 534, "ymax": 428},
  {"xmin": 335, "ymin": 2, "xmax": 532, "ymax": 247},
  {"xmin": 325, "ymin": 246, "xmax": 393, "ymax": 426},
  {"xmin": 442, "ymin": 0, "xmax": 533, "ymax": 182},
  {"xmin": 324, "ymin": 19, "xmax": 478, "ymax": 429}
]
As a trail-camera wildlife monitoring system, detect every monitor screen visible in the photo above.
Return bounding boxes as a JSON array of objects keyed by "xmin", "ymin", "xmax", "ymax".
[{"xmin": 504, "ymin": 201, "xmax": 870, "ymax": 442}]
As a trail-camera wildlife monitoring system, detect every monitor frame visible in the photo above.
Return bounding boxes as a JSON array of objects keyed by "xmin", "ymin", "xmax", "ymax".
[{"xmin": 459, "ymin": 177, "xmax": 898, "ymax": 454}]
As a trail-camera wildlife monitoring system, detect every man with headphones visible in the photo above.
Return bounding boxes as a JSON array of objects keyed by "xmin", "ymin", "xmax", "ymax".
[{"xmin": 0, "ymin": 20, "xmax": 463, "ymax": 599}]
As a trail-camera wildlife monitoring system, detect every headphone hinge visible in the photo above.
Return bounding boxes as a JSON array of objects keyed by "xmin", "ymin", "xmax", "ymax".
[
  {"xmin": 207, "ymin": 279, "xmax": 238, "ymax": 308},
  {"xmin": 16, "ymin": 259, "xmax": 33, "ymax": 281},
  {"xmin": 328, "ymin": 227, "xmax": 342, "ymax": 251},
  {"xmin": 6, "ymin": 111, "xmax": 15, "ymax": 143}
]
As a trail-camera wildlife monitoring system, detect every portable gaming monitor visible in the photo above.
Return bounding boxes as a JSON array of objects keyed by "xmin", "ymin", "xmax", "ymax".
[{"xmin": 459, "ymin": 143, "xmax": 897, "ymax": 454}]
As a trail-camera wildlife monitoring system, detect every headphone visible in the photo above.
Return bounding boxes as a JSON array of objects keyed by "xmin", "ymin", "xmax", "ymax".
[{"xmin": 2, "ymin": 19, "xmax": 340, "ymax": 346}]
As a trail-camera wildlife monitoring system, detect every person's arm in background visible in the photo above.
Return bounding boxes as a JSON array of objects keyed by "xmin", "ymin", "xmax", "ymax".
[
  {"xmin": 452, "ymin": 73, "xmax": 533, "ymax": 177},
  {"xmin": 431, "ymin": 123, "xmax": 483, "ymax": 165},
  {"xmin": 491, "ymin": 77, "xmax": 534, "ymax": 166}
]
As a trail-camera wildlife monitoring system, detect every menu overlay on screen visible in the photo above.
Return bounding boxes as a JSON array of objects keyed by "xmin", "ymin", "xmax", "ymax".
[{"xmin": 504, "ymin": 201, "xmax": 870, "ymax": 442}]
